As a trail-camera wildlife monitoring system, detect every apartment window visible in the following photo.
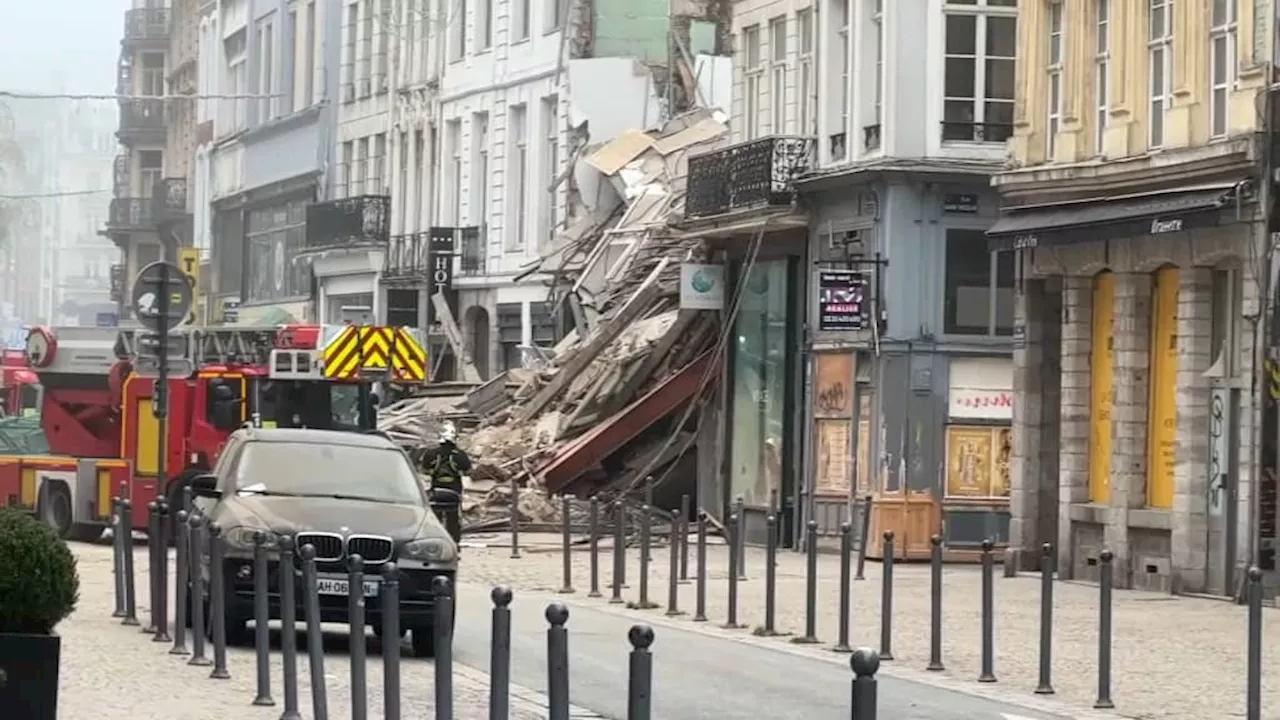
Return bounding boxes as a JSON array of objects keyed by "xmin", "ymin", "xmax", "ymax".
[
  {"xmin": 472, "ymin": 114, "xmax": 490, "ymax": 228},
  {"xmin": 769, "ymin": 18, "xmax": 787, "ymax": 134},
  {"xmin": 545, "ymin": 0, "xmax": 563, "ymax": 33},
  {"xmin": 1095, "ymin": 0, "xmax": 1110, "ymax": 155},
  {"xmin": 285, "ymin": 9, "xmax": 297, "ymax": 114},
  {"xmin": 376, "ymin": 0, "xmax": 391, "ymax": 90},
  {"xmin": 258, "ymin": 20, "xmax": 275, "ymax": 122},
  {"xmin": 743, "ymin": 25, "xmax": 762, "ymax": 140},
  {"xmin": 1046, "ymin": 2, "xmax": 1063, "ymax": 159},
  {"xmin": 1211, "ymin": 0, "xmax": 1238, "ymax": 139},
  {"xmin": 1148, "ymin": 0, "xmax": 1173, "ymax": 148},
  {"xmin": 339, "ymin": 141, "xmax": 354, "ymax": 197},
  {"xmin": 944, "ymin": 229, "xmax": 1014, "ymax": 336},
  {"xmin": 446, "ymin": 120, "xmax": 462, "ymax": 224},
  {"xmin": 304, "ymin": 1, "xmax": 316, "ymax": 105},
  {"xmin": 451, "ymin": 0, "xmax": 466, "ymax": 60},
  {"xmin": 797, "ymin": 9, "xmax": 814, "ymax": 134},
  {"xmin": 514, "ymin": 0, "xmax": 531, "ymax": 41},
  {"xmin": 942, "ymin": 0, "xmax": 1017, "ymax": 143},
  {"xmin": 370, "ymin": 133, "xmax": 386, "ymax": 194},
  {"xmin": 139, "ymin": 150, "xmax": 163, "ymax": 198},
  {"xmin": 507, "ymin": 105, "xmax": 528, "ymax": 251},
  {"xmin": 141, "ymin": 53, "xmax": 165, "ymax": 96},
  {"xmin": 872, "ymin": 0, "xmax": 883, "ymax": 129},
  {"xmin": 540, "ymin": 96, "xmax": 559, "ymax": 245},
  {"xmin": 226, "ymin": 30, "xmax": 248, "ymax": 131},
  {"xmin": 343, "ymin": 3, "xmax": 358, "ymax": 101},
  {"xmin": 412, "ymin": 129, "xmax": 425, "ymax": 230},
  {"xmin": 477, "ymin": 0, "xmax": 492, "ymax": 50},
  {"xmin": 352, "ymin": 137, "xmax": 368, "ymax": 195},
  {"xmin": 403, "ymin": 0, "xmax": 418, "ymax": 83},
  {"xmin": 361, "ymin": 0, "xmax": 375, "ymax": 92}
]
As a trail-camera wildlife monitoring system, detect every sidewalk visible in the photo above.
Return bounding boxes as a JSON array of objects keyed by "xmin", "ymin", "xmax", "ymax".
[{"xmin": 461, "ymin": 531, "xmax": 1278, "ymax": 720}]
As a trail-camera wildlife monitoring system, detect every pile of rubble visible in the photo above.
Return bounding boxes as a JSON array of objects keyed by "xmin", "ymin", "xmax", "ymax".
[{"xmin": 380, "ymin": 108, "xmax": 731, "ymax": 506}]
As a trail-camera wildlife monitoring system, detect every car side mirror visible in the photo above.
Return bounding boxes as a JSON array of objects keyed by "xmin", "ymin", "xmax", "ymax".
[{"xmin": 190, "ymin": 473, "xmax": 221, "ymax": 499}]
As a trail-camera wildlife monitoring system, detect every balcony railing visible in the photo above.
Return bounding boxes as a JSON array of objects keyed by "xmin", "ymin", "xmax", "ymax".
[
  {"xmin": 118, "ymin": 99, "xmax": 166, "ymax": 135},
  {"xmin": 382, "ymin": 226, "xmax": 485, "ymax": 282},
  {"xmin": 107, "ymin": 198, "xmax": 155, "ymax": 230},
  {"xmin": 940, "ymin": 121, "xmax": 1014, "ymax": 144},
  {"xmin": 123, "ymin": 8, "xmax": 170, "ymax": 43},
  {"xmin": 684, "ymin": 136, "xmax": 815, "ymax": 220},
  {"xmin": 151, "ymin": 178, "xmax": 188, "ymax": 222},
  {"xmin": 304, "ymin": 195, "xmax": 391, "ymax": 249},
  {"xmin": 113, "ymin": 154, "xmax": 129, "ymax": 196}
]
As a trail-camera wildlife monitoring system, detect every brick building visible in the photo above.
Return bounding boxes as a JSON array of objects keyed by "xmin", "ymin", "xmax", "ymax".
[{"xmin": 990, "ymin": 0, "xmax": 1269, "ymax": 595}]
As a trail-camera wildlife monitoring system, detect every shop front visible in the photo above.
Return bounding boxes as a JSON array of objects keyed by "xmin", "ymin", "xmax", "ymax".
[{"xmin": 941, "ymin": 356, "xmax": 1013, "ymax": 557}]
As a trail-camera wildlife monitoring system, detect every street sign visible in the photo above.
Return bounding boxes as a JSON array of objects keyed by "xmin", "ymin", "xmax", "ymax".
[
  {"xmin": 131, "ymin": 261, "xmax": 193, "ymax": 333},
  {"xmin": 136, "ymin": 331, "xmax": 189, "ymax": 358},
  {"xmin": 133, "ymin": 355, "xmax": 195, "ymax": 379},
  {"xmin": 178, "ymin": 247, "xmax": 201, "ymax": 324}
]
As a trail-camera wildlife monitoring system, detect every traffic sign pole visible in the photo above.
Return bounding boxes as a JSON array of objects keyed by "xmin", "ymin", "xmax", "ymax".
[{"xmin": 155, "ymin": 262, "xmax": 170, "ymax": 510}]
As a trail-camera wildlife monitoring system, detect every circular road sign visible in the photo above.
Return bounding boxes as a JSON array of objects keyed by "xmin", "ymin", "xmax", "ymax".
[{"xmin": 131, "ymin": 261, "xmax": 194, "ymax": 333}]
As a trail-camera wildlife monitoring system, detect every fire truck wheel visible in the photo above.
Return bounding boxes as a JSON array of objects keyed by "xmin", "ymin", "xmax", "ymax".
[{"xmin": 40, "ymin": 485, "xmax": 74, "ymax": 539}]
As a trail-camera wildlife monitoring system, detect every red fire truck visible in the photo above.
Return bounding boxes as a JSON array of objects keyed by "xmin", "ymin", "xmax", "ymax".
[
  {"xmin": 0, "ymin": 322, "xmax": 428, "ymax": 539},
  {"xmin": 0, "ymin": 348, "xmax": 40, "ymax": 416}
]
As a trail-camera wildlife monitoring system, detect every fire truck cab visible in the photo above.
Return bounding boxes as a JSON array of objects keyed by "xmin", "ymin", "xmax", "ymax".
[
  {"xmin": 0, "ymin": 322, "xmax": 427, "ymax": 539},
  {"xmin": 0, "ymin": 348, "xmax": 40, "ymax": 417}
]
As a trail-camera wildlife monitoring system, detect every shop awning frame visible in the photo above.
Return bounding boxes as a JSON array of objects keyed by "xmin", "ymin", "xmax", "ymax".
[{"xmin": 985, "ymin": 181, "xmax": 1252, "ymax": 252}]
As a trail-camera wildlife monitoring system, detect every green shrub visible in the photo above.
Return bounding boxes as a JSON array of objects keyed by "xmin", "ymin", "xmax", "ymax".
[{"xmin": 0, "ymin": 508, "xmax": 79, "ymax": 634}]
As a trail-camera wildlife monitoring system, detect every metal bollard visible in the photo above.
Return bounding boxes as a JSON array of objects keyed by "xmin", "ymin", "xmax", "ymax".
[
  {"xmin": 588, "ymin": 498, "xmax": 601, "ymax": 598},
  {"xmin": 509, "ymin": 474, "xmax": 521, "ymax": 559},
  {"xmin": 349, "ymin": 554, "xmax": 368, "ymax": 720},
  {"xmin": 926, "ymin": 535, "xmax": 944, "ymax": 672},
  {"xmin": 152, "ymin": 500, "xmax": 172, "ymax": 643},
  {"xmin": 734, "ymin": 495, "xmax": 746, "ymax": 579},
  {"xmin": 644, "ymin": 478, "xmax": 655, "ymax": 561},
  {"xmin": 187, "ymin": 514, "xmax": 211, "ymax": 666},
  {"xmin": 978, "ymin": 538, "xmax": 996, "ymax": 683},
  {"xmin": 879, "ymin": 531, "xmax": 894, "ymax": 660},
  {"xmin": 208, "ymin": 522, "xmax": 230, "ymax": 679},
  {"xmin": 1093, "ymin": 549, "xmax": 1114, "ymax": 709},
  {"xmin": 1247, "ymin": 566, "xmax": 1263, "ymax": 720},
  {"xmin": 121, "ymin": 498, "xmax": 139, "ymax": 626},
  {"xmin": 433, "ymin": 575, "xmax": 455, "ymax": 720},
  {"xmin": 489, "ymin": 586, "xmax": 513, "ymax": 720},
  {"xmin": 627, "ymin": 625, "xmax": 655, "ymax": 720},
  {"xmin": 833, "ymin": 521, "xmax": 852, "ymax": 652},
  {"xmin": 723, "ymin": 513, "xmax": 742, "ymax": 629},
  {"xmin": 855, "ymin": 495, "xmax": 872, "ymax": 581},
  {"xmin": 144, "ymin": 500, "xmax": 159, "ymax": 634},
  {"xmin": 756, "ymin": 515, "xmax": 780, "ymax": 637},
  {"xmin": 678, "ymin": 493, "xmax": 690, "ymax": 583},
  {"xmin": 299, "ymin": 544, "xmax": 330, "ymax": 720},
  {"xmin": 793, "ymin": 520, "xmax": 820, "ymax": 644},
  {"xmin": 112, "ymin": 497, "xmax": 125, "ymax": 617},
  {"xmin": 558, "ymin": 495, "xmax": 575, "ymax": 594},
  {"xmin": 611, "ymin": 500, "xmax": 626, "ymax": 604},
  {"xmin": 850, "ymin": 647, "xmax": 880, "ymax": 720},
  {"xmin": 665, "ymin": 509, "xmax": 683, "ymax": 616},
  {"xmin": 694, "ymin": 511, "xmax": 708, "ymax": 622},
  {"xmin": 1035, "ymin": 542, "xmax": 1055, "ymax": 695},
  {"xmin": 251, "ymin": 531, "xmax": 274, "ymax": 706},
  {"xmin": 546, "ymin": 603, "xmax": 571, "ymax": 720},
  {"xmin": 169, "ymin": 509, "xmax": 190, "ymax": 655},
  {"xmin": 279, "ymin": 536, "xmax": 302, "ymax": 720},
  {"xmin": 382, "ymin": 562, "xmax": 401, "ymax": 720},
  {"xmin": 630, "ymin": 504, "xmax": 657, "ymax": 609}
]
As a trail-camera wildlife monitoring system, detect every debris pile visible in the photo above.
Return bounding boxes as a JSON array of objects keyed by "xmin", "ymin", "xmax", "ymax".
[{"xmin": 380, "ymin": 108, "xmax": 732, "ymax": 501}]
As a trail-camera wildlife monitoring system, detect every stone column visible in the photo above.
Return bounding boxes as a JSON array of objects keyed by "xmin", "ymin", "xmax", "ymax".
[
  {"xmin": 1107, "ymin": 272, "xmax": 1154, "ymax": 586},
  {"xmin": 1011, "ymin": 278, "xmax": 1047, "ymax": 565},
  {"xmin": 1172, "ymin": 267, "xmax": 1213, "ymax": 591},
  {"xmin": 1057, "ymin": 275, "xmax": 1093, "ymax": 577}
]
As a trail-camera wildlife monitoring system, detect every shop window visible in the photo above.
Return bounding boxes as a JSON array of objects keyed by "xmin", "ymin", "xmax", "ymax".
[
  {"xmin": 1089, "ymin": 270, "xmax": 1115, "ymax": 503},
  {"xmin": 729, "ymin": 260, "xmax": 790, "ymax": 507},
  {"xmin": 246, "ymin": 198, "xmax": 313, "ymax": 302},
  {"xmin": 943, "ymin": 426, "xmax": 1011, "ymax": 498},
  {"xmin": 326, "ymin": 293, "xmax": 373, "ymax": 324},
  {"xmin": 1209, "ymin": 266, "xmax": 1241, "ymax": 378},
  {"xmin": 1146, "ymin": 265, "xmax": 1179, "ymax": 509},
  {"xmin": 497, "ymin": 303, "xmax": 522, "ymax": 371},
  {"xmin": 943, "ymin": 229, "xmax": 1015, "ymax": 335}
]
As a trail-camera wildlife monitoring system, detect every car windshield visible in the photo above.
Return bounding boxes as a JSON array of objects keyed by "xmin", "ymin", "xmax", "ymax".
[{"xmin": 234, "ymin": 441, "xmax": 424, "ymax": 505}]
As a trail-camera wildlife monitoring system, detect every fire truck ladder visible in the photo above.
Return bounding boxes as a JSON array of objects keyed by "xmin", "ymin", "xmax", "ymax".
[{"xmin": 114, "ymin": 327, "xmax": 280, "ymax": 366}]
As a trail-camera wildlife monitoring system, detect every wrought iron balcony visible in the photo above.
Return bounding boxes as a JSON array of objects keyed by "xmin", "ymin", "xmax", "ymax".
[
  {"xmin": 117, "ymin": 99, "xmax": 166, "ymax": 137},
  {"xmin": 123, "ymin": 8, "xmax": 170, "ymax": 44},
  {"xmin": 151, "ymin": 178, "xmax": 188, "ymax": 222},
  {"xmin": 382, "ymin": 226, "xmax": 485, "ymax": 283},
  {"xmin": 304, "ymin": 195, "xmax": 391, "ymax": 249},
  {"xmin": 113, "ymin": 154, "xmax": 130, "ymax": 196},
  {"xmin": 107, "ymin": 198, "xmax": 156, "ymax": 231},
  {"xmin": 684, "ymin": 136, "xmax": 815, "ymax": 220}
]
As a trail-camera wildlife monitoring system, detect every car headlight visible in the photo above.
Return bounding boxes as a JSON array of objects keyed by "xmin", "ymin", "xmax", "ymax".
[
  {"xmin": 223, "ymin": 525, "xmax": 279, "ymax": 552},
  {"xmin": 402, "ymin": 537, "xmax": 456, "ymax": 563}
]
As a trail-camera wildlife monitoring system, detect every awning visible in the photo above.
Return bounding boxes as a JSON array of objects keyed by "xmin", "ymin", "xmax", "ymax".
[{"xmin": 986, "ymin": 183, "xmax": 1249, "ymax": 252}]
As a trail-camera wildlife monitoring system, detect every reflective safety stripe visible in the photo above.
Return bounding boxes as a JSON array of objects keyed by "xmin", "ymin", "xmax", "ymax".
[
  {"xmin": 358, "ymin": 326, "xmax": 393, "ymax": 369},
  {"xmin": 391, "ymin": 327, "xmax": 427, "ymax": 381},
  {"xmin": 322, "ymin": 326, "xmax": 360, "ymax": 378}
]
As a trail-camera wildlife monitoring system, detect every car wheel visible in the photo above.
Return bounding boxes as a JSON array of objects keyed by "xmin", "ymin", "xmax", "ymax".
[{"xmin": 410, "ymin": 626, "xmax": 436, "ymax": 658}]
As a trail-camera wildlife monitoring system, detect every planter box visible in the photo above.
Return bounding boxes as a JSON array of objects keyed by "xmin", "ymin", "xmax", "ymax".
[{"xmin": 0, "ymin": 631, "xmax": 59, "ymax": 720}]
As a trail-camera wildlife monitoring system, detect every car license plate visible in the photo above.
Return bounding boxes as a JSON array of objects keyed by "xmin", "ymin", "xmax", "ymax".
[{"xmin": 316, "ymin": 575, "xmax": 380, "ymax": 597}]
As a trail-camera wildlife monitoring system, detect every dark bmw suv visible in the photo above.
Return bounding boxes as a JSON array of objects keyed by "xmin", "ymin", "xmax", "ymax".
[{"xmin": 188, "ymin": 427, "xmax": 458, "ymax": 657}]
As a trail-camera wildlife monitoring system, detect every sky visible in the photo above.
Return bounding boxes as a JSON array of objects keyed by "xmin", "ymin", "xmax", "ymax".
[{"xmin": 0, "ymin": 0, "xmax": 132, "ymax": 97}]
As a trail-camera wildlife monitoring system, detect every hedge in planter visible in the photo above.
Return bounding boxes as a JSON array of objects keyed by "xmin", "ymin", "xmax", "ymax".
[{"xmin": 0, "ymin": 507, "xmax": 79, "ymax": 720}]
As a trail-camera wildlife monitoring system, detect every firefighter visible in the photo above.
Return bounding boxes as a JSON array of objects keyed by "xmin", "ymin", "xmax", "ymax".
[{"xmin": 420, "ymin": 421, "xmax": 470, "ymax": 545}]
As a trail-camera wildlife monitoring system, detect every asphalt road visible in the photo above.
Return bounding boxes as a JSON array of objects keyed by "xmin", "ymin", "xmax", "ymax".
[{"xmin": 450, "ymin": 583, "xmax": 1071, "ymax": 720}]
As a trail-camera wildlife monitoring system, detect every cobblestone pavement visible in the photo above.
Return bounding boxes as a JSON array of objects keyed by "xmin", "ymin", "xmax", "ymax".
[
  {"xmin": 63, "ymin": 541, "xmax": 583, "ymax": 719},
  {"xmin": 459, "ymin": 531, "xmax": 1280, "ymax": 720}
]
